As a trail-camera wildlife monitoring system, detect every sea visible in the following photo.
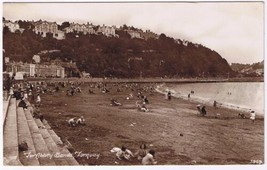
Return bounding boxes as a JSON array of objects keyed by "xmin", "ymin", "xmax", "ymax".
[{"xmin": 156, "ymin": 82, "xmax": 264, "ymax": 115}]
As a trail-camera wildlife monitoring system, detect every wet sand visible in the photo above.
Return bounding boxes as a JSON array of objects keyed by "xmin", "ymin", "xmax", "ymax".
[{"xmin": 40, "ymin": 83, "xmax": 264, "ymax": 165}]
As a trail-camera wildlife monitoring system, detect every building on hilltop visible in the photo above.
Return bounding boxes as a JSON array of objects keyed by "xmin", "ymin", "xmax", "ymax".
[
  {"xmin": 97, "ymin": 24, "xmax": 118, "ymax": 37},
  {"xmin": 64, "ymin": 22, "xmax": 96, "ymax": 35},
  {"xmin": 126, "ymin": 29, "xmax": 142, "ymax": 39},
  {"xmin": 33, "ymin": 20, "xmax": 65, "ymax": 40},
  {"xmin": 140, "ymin": 30, "xmax": 159, "ymax": 40},
  {"xmin": 3, "ymin": 20, "xmax": 24, "ymax": 33}
]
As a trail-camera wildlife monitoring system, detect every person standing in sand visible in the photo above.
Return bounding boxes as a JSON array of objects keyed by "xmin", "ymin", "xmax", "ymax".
[
  {"xmin": 167, "ymin": 91, "xmax": 172, "ymax": 100},
  {"xmin": 250, "ymin": 111, "xmax": 256, "ymax": 123}
]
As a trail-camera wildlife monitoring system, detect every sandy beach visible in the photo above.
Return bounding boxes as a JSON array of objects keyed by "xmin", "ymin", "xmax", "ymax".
[{"xmin": 39, "ymin": 82, "xmax": 264, "ymax": 165}]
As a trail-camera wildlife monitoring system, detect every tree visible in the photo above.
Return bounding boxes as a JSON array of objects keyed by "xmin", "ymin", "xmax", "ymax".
[{"xmin": 58, "ymin": 21, "xmax": 70, "ymax": 30}]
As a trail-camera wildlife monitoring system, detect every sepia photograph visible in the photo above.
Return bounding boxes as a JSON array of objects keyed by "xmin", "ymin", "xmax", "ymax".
[{"xmin": 1, "ymin": 0, "xmax": 265, "ymax": 168}]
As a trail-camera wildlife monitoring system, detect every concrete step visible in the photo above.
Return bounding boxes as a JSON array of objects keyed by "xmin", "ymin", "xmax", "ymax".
[
  {"xmin": 3, "ymin": 96, "xmax": 11, "ymax": 126},
  {"xmin": 3, "ymin": 98, "xmax": 22, "ymax": 165},
  {"xmin": 24, "ymin": 109, "xmax": 56, "ymax": 166},
  {"xmin": 42, "ymin": 119, "xmax": 80, "ymax": 166},
  {"xmin": 34, "ymin": 118, "xmax": 69, "ymax": 165},
  {"xmin": 17, "ymin": 107, "xmax": 40, "ymax": 166}
]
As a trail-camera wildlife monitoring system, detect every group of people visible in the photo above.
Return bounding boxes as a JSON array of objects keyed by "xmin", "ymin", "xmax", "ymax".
[
  {"xmin": 67, "ymin": 116, "xmax": 86, "ymax": 127},
  {"xmin": 8, "ymin": 82, "xmax": 44, "ymax": 122},
  {"xmin": 111, "ymin": 144, "xmax": 157, "ymax": 165}
]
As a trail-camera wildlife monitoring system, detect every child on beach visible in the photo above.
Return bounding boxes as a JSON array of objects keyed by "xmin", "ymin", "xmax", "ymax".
[
  {"xmin": 142, "ymin": 149, "xmax": 157, "ymax": 165},
  {"xmin": 134, "ymin": 144, "xmax": 148, "ymax": 160}
]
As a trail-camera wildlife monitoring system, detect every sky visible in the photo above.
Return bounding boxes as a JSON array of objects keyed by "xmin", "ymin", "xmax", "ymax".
[{"xmin": 2, "ymin": 1, "xmax": 265, "ymax": 64}]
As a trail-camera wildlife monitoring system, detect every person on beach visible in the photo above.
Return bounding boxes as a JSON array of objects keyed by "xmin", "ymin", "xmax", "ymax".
[
  {"xmin": 36, "ymin": 93, "xmax": 41, "ymax": 106},
  {"xmin": 68, "ymin": 118, "xmax": 77, "ymax": 127},
  {"xmin": 167, "ymin": 91, "xmax": 172, "ymax": 100},
  {"xmin": 250, "ymin": 111, "xmax": 256, "ymax": 123},
  {"xmin": 114, "ymin": 146, "xmax": 134, "ymax": 160},
  {"xmin": 142, "ymin": 149, "xmax": 157, "ymax": 165},
  {"xmin": 76, "ymin": 116, "xmax": 86, "ymax": 125},
  {"xmin": 213, "ymin": 100, "xmax": 217, "ymax": 109},
  {"xmin": 33, "ymin": 109, "xmax": 44, "ymax": 122},
  {"xmin": 136, "ymin": 101, "xmax": 149, "ymax": 112},
  {"xmin": 201, "ymin": 106, "xmax": 207, "ymax": 116},
  {"xmin": 134, "ymin": 144, "xmax": 148, "ymax": 160},
  {"xmin": 111, "ymin": 99, "xmax": 122, "ymax": 106},
  {"xmin": 9, "ymin": 87, "xmax": 14, "ymax": 98},
  {"xmin": 88, "ymin": 89, "xmax": 95, "ymax": 94},
  {"xmin": 197, "ymin": 105, "xmax": 207, "ymax": 116},
  {"xmin": 238, "ymin": 113, "xmax": 245, "ymax": 119},
  {"xmin": 143, "ymin": 96, "xmax": 149, "ymax": 104},
  {"xmin": 188, "ymin": 93, "xmax": 190, "ymax": 99}
]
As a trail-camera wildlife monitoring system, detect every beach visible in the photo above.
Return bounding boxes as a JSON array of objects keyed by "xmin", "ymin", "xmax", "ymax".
[{"xmin": 40, "ymin": 82, "xmax": 264, "ymax": 165}]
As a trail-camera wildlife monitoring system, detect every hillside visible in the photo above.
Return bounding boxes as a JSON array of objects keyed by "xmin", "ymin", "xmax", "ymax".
[
  {"xmin": 3, "ymin": 21, "xmax": 234, "ymax": 78},
  {"xmin": 231, "ymin": 61, "xmax": 264, "ymax": 77}
]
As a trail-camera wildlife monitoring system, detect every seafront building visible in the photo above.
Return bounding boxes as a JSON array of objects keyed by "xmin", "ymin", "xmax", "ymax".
[{"xmin": 6, "ymin": 62, "xmax": 65, "ymax": 78}]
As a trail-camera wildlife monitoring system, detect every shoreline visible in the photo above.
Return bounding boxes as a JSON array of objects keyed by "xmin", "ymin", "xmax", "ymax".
[
  {"xmin": 24, "ymin": 77, "xmax": 264, "ymax": 83},
  {"xmin": 155, "ymin": 84, "xmax": 264, "ymax": 117}
]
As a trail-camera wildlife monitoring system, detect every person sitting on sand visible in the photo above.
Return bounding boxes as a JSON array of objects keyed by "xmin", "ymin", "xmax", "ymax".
[
  {"xmin": 142, "ymin": 149, "xmax": 157, "ymax": 165},
  {"xmin": 77, "ymin": 86, "xmax": 82, "ymax": 93},
  {"xmin": 134, "ymin": 144, "xmax": 148, "ymax": 160},
  {"xmin": 126, "ymin": 93, "xmax": 134, "ymax": 100},
  {"xmin": 102, "ymin": 87, "xmax": 110, "ymax": 94},
  {"xmin": 143, "ymin": 96, "xmax": 149, "ymax": 104},
  {"xmin": 250, "ymin": 111, "xmax": 256, "ymax": 123},
  {"xmin": 68, "ymin": 118, "xmax": 77, "ymax": 127},
  {"xmin": 110, "ymin": 146, "xmax": 134, "ymax": 160},
  {"xmin": 88, "ymin": 89, "xmax": 95, "ymax": 94},
  {"xmin": 76, "ymin": 116, "xmax": 86, "ymax": 125},
  {"xmin": 138, "ymin": 104, "xmax": 149, "ymax": 112},
  {"xmin": 70, "ymin": 88, "xmax": 75, "ymax": 96},
  {"xmin": 111, "ymin": 99, "xmax": 122, "ymax": 106},
  {"xmin": 238, "ymin": 113, "xmax": 245, "ymax": 119}
]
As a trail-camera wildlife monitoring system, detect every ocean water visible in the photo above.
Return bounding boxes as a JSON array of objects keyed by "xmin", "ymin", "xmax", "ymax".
[{"xmin": 157, "ymin": 82, "xmax": 264, "ymax": 115}]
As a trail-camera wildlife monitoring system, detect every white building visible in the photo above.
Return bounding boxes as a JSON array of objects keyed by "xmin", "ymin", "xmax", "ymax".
[
  {"xmin": 97, "ymin": 25, "xmax": 117, "ymax": 37},
  {"xmin": 3, "ymin": 20, "xmax": 24, "ymax": 33},
  {"xmin": 33, "ymin": 20, "xmax": 65, "ymax": 40},
  {"xmin": 64, "ymin": 22, "xmax": 96, "ymax": 35}
]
